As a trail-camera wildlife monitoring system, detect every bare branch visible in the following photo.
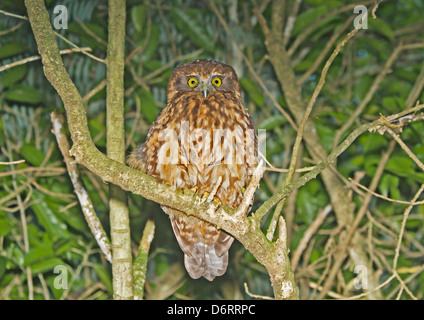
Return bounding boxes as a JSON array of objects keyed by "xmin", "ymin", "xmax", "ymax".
[{"xmin": 51, "ymin": 111, "xmax": 112, "ymax": 263}]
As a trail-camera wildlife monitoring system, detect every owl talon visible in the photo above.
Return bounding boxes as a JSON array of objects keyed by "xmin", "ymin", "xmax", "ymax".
[
  {"xmin": 205, "ymin": 176, "xmax": 222, "ymax": 203},
  {"xmin": 188, "ymin": 186, "xmax": 198, "ymax": 195},
  {"xmin": 202, "ymin": 191, "xmax": 210, "ymax": 203},
  {"xmin": 210, "ymin": 196, "xmax": 222, "ymax": 206}
]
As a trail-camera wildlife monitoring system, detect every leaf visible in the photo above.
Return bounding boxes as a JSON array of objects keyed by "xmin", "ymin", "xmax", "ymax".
[
  {"xmin": 20, "ymin": 144, "xmax": 46, "ymax": 166},
  {"xmin": 258, "ymin": 115, "xmax": 287, "ymax": 130},
  {"xmin": 92, "ymin": 263, "xmax": 113, "ymax": 295},
  {"xmin": 31, "ymin": 191, "xmax": 72, "ymax": 240},
  {"xmin": 0, "ymin": 42, "xmax": 27, "ymax": 59},
  {"xmin": 13, "ymin": 247, "xmax": 25, "ymax": 267},
  {"xmin": 296, "ymin": 180, "xmax": 328, "ymax": 224},
  {"xmin": 395, "ymin": 67, "xmax": 420, "ymax": 83},
  {"xmin": 143, "ymin": 23, "xmax": 160, "ymax": 61},
  {"xmin": 292, "ymin": 4, "xmax": 341, "ymax": 36},
  {"xmin": 171, "ymin": 8, "xmax": 215, "ymax": 53},
  {"xmin": 0, "ymin": 256, "xmax": 6, "ymax": 279},
  {"xmin": 368, "ymin": 18, "xmax": 394, "ymax": 41},
  {"xmin": 413, "ymin": 144, "xmax": 424, "ymax": 163},
  {"xmin": 290, "ymin": 225, "xmax": 308, "ymax": 251},
  {"xmin": 24, "ymin": 237, "xmax": 55, "ymax": 266},
  {"xmin": 0, "ymin": 217, "xmax": 13, "ymax": 237},
  {"xmin": 315, "ymin": 120, "xmax": 335, "ymax": 153},
  {"xmin": 5, "ymin": 84, "xmax": 45, "ymax": 104},
  {"xmin": 55, "ymin": 240, "xmax": 79, "ymax": 257},
  {"xmin": 47, "ymin": 196, "xmax": 89, "ymax": 232},
  {"xmin": 131, "ymin": 4, "xmax": 146, "ymax": 33},
  {"xmin": 88, "ymin": 118, "xmax": 106, "ymax": 148},
  {"xmin": 0, "ymin": 65, "xmax": 27, "ymax": 88},
  {"xmin": 240, "ymin": 78, "xmax": 264, "ymax": 107},
  {"xmin": 364, "ymin": 155, "xmax": 381, "ymax": 176},
  {"xmin": 30, "ymin": 257, "xmax": 66, "ymax": 274},
  {"xmin": 379, "ymin": 174, "xmax": 400, "ymax": 199},
  {"xmin": 136, "ymin": 88, "xmax": 159, "ymax": 124},
  {"xmin": 382, "ymin": 96, "xmax": 403, "ymax": 113},
  {"xmin": 67, "ymin": 23, "xmax": 106, "ymax": 49},
  {"xmin": 386, "ymin": 156, "xmax": 415, "ymax": 174},
  {"xmin": 361, "ymin": 134, "xmax": 388, "ymax": 153},
  {"xmin": 354, "ymin": 75, "xmax": 373, "ymax": 101}
]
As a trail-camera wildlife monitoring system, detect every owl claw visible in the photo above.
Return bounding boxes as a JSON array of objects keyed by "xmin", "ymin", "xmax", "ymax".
[
  {"xmin": 201, "ymin": 192, "xmax": 222, "ymax": 204},
  {"xmin": 211, "ymin": 196, "xmax": 222, "ymax": 207},
  {"xmin": 205, "ymin": 176, "xmax": 223, "ymax": 203},
  {"xmin": 201, "ymin": 191, "xmax": 210, "ymax": 203},
  {"xmin": 189, "ymin": 186, "xmax": 198, "ymax": 195}
]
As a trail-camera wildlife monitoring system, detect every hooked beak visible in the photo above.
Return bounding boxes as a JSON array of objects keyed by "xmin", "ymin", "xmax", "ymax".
[{"xmin": 202, "ymin": 85, "xmax": 209, "ymax": 98}]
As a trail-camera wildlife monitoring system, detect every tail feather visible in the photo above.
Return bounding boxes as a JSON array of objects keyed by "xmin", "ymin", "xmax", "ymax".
[{"xmin": 166, "ymin": 208, "xmax": 234, "ymax": 281}]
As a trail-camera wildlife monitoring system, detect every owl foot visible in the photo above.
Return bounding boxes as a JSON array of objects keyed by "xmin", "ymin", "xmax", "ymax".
[
  {"xmin": 204, "ymin": 176, "xmax": 223, "ymax": 203},
  {"xmin": 200, "ymin": 191, "xmax": 222, "ymax": 206},
  {"xmin": 236, "ymin": 160, "xmax": 265, "ymax": 216},
  {"xmin": 204, "ymin": 194, "xmax": 222, "ymax": 206}
]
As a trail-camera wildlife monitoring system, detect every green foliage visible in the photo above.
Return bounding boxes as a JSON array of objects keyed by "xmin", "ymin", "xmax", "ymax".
[
  {"xmin": 171, "ymin": 8, "xmax": 215, "ymax": 54},
  {"xmin": 5, "ymin": 85, "xmax": 45, "ymax": 104},
  {"xmin": 0, "ymin": 42, "xmax": 27, "ymax": 59},
  {"xmin": 0, "ymin": 0, "xmax": 423, "ymax": 300},
  {"xmin": 1, "ymin": 65, "xmax": 27, "ymax": 89},
  {"xmin": 136, "ymin": 87, "xmax": 159, "ymax": 124}
]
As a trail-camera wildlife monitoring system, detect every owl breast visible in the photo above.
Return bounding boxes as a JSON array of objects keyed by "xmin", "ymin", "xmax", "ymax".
[{"xmin": 139, "ymin": 92, "xmax": 256, "ymax": 209}]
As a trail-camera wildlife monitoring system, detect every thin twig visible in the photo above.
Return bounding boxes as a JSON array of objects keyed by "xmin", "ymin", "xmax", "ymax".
[
  {"xmin": 51, "ymin": 111, "xmax": 112, "ymax": 263},
  {"xmin": 386, "ymin": 128, "xmax": 424, "ymax": 172},
  {"xmin": 349, "ymin": 178, "xmax": 424, "ymax": 205},
  {"xmin": 291, "ymin": 204, "xmax": 332, "ymax": 271},
  {"xmin": 392, "ymin": 184, "xmax": 424, "ymax": 272},
  {"xmin": 133, "ymin": 219, "xmax": 155, "ymax": 300},
  {"xmin": 244, "ymin": 282, "xmax": 274, "ymax": 300},
  {"xmin": 282, "ymin": 0, "xmax": 302, "ymax": 47},
  {"xmin": 0, "ymin": 47, "xmax": 93, "ymax": 73},
  {"xmin": 0, "ymin": 160, "xmax": 25, "ymax": 165}
]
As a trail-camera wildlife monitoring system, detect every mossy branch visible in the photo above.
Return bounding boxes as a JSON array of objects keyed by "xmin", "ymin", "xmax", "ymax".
[{"xmin": 105, "ymin": 0, "xmax": 133, "ymax": 300}]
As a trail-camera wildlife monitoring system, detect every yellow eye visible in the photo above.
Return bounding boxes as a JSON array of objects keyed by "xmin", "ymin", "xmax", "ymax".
[
  {"xmin": 212, "ymin": 77, "xmax": 222, "ymax": 87},
  {"xmin": 187, "ymin": 77, "xmax": 199, "ymax": 87}
]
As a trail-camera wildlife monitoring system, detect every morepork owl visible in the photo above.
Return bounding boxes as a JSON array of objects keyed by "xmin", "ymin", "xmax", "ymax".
[{"xmin": 129, "ymin": 59, "xmax": 257, "ymax": 281}]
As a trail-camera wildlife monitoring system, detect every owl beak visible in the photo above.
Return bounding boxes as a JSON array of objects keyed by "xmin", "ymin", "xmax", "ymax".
[{"xmin": 202, "ymin": 85, "xmax": 209, "ymax": 98}]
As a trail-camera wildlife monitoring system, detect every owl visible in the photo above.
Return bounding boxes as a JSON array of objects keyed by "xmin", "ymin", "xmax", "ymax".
[{"xmin": 129, "ymin": 59, "xmax": 257, "ymax": 281}]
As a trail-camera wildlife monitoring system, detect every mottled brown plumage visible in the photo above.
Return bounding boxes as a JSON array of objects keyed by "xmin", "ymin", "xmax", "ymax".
[{"xmin": 129, "ymin": 59, "xmax": 257, "ymax": 281}]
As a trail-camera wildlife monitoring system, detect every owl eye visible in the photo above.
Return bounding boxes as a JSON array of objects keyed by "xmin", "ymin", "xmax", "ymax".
[
  {"xmin": 187, "ymin": 77, "xmax": 199, "ymax": 87},
  {"xmin": 212, "ymin": 77, "xmax": 222, "ymax": 87}
]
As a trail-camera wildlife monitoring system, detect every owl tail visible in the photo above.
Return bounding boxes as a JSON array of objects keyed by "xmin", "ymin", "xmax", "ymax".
[{"xmin": 169, "ymin": 214, "xmax": 234, "ymax": 281}]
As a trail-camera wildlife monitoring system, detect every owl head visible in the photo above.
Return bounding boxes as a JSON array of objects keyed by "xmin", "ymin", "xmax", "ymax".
[{"xmin": 167, "ymin": 59, "xmax": 241, "ymax": 103}]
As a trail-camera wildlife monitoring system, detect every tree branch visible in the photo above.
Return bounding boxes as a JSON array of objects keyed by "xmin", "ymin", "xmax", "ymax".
[
  {"xmin": 50, "ymin": 111, "xmax": 112, "ymax": 263},
  {"xmin": 105, "ymin": 0, "xmax": 133, "ymax": 300}
]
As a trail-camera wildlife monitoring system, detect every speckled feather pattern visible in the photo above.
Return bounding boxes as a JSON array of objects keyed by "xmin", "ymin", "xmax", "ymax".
[{"xmin": 129, "ymin": 60, "xmax": 257, "ymax": 281}]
